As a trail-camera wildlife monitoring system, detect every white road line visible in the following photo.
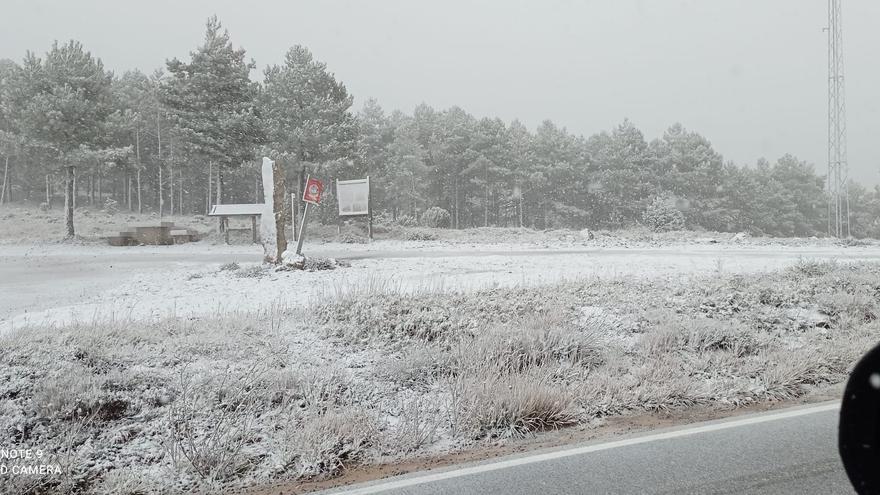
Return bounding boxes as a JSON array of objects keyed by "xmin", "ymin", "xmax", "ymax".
[{"xmin": 328, "ymin": 401, "xmax": 841, "ymax": 495}]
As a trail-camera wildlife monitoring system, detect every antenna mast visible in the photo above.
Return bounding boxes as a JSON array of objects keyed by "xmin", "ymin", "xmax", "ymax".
[{"xmin": 827, "ymin": 0, "xmax": 850, "ymax": 237}]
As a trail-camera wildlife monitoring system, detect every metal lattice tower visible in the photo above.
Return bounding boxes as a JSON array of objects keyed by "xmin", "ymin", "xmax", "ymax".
[{"xmin": 827, "ymin": 0, "xmax": 850, "ymax": 238}]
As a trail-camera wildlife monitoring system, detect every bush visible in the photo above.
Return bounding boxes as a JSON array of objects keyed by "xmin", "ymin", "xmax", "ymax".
[
  {"xmin": 103, "ymin": 198, "xmax": 119, "ymax": 215},
  {"xmin": 304, "ymin": 257, "xmax": 349, "ymax": 271},
  {"xmin": 643, "ymin": 196, "xmax": 685, "ymax": 232},
  {"xmin": 405, "ymin": 229, "xmax": 439, "ymax": 241},
  {"xmin": 396, "ymin": 214, "xmax": 419, "ymax": 227},
  {"xmin": 336, "ymin": 232, "xmax": 368, "ymax": 244},
  {"xmin": 234, "ymin": 265, "xmax": 265, "ymax": 278},
  {"xmin": 219, "ymin": 262, "xmax": 240, "ymax": 272},
  {"xmin": 375, "ymin": 212, "xmax": 419, "ymax": 227},
  {"xmin": 421, "ymin": 207, "xmax": 451, "ymax": 229},
  {"xmin": 281, "ymin": 409, "xmax": 377, "ymax": 479},
  {"xmin": 640, "ymin": 317, "xmax": 760, "ymax": 358},
  {"xmin": 456, "ymin": 315, "xmax": 602, "ymax": 374},
  {"xmin": 451, "ymin": 369, "xmax": 577, "ymax": 438}
]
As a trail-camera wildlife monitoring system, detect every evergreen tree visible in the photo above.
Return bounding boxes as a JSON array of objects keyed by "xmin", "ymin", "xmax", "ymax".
[
  {"xmin": 262, "ymin": 45, "xmax": 357, "ymax": 167},
  {"xmin": 13, "ymin": 41, "xmax": 115, "ymax": 236},
  {"xmin": 162, "ymin": 16, "xmax": 263, "ymax": 204}
]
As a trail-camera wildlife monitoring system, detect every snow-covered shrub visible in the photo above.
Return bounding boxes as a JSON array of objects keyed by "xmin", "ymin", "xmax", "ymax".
[
  {"xmin": 218, "ymin": 261, "xmax": 239, "ymax": 272},
  {"xmin": 103, "ymin": 197, "xmax": 119, "ymax": 215},
  {"xmin": 303, "ymin": 257, "xmax": 350, "ymax": 271},
  {"xmin": 640, "ymin": 316, "xmax": 759, "ymax": 358},
  {"xmin": 817, "ymin": 290, "xmax": 877, "ymax": 322},
  {"xmin": 755, "ymin": 348, "xmax": 849, "ymax": 401},
  {"xmin": 382, "ymin": 345, "xmax": 452, "ymax": 387},
  {"xmin": 321, "ymin": 294, "xmax": 462, "ymax": 343},
  {"xmin": 386, "ymin": 397, "xmax": 442, "ymax": 453},
  {"xmin": 450, "ymin": 368, "xmax": 578, "ymax": 438},
  {"xmin": 396, "ymin": 214, "xmax": 419, "ymax": 227},
  {"xmin": 457, "ymin": 314, "xmax": 602, "ymax": 374},
  {"xmin": 282, "ymin": 408, "xmax": 378, "ymax": 479},
  {"xmin": 336, "ymin": 232, "xmax": 368, "ymax": 244},
  {"xmin": 784, "ymin": 259, "xmax": 838, "ymax": 279},
  {"xmin": 643, "ymin": 196, "xmax": 685, "ymax": 232},
  {"xmin": 420, "ymin": 207, "xmax": 451, "ymax": 228},
  {"xmin": 264, "ymin": 365, "xmax": 352, "ymax": 410},
  {"xmin": 316, "ymin": 286, "xmax": 578, "ymax": 345},
  {"xmin": 405, "ymin": 229, "xmax": 438, "ymax": 241},
  {"xmin": 30, "ymin": 363, "xmax": 109, "ymax": 420},
  {"xmin": 164, "ymin": 370, "xmax": 261, "ymax": 482},
  {"xmin": 235, "ymin": 265, "xmax": 266, "ymax": 278}
]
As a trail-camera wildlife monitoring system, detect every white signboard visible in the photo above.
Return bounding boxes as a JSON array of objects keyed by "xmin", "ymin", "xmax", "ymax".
[{"xmin": 337, "ymin": 177, "xmax": 370, "ymax": 216}]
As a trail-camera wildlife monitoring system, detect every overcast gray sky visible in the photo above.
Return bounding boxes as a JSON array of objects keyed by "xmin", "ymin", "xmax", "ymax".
[{"xmin": 2, "ymin": 0, "xmax": 879, "ymax": 183}]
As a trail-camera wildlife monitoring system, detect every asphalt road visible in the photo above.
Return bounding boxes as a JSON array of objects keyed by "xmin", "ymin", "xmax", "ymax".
[{"xmin": 322, "ymin": 402, "xmax": 853, "ymax": 495}]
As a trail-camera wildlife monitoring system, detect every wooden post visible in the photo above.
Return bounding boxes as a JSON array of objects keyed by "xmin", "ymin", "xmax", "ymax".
[
  {"xmin": 251, "ymin": 215, "xmax": 257, "ymax": 244},
  {"xmin": 224, "ymin": 217, "xmax": 229, "ymax": 245}
]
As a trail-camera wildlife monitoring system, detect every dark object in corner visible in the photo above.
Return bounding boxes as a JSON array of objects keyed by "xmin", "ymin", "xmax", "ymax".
[{"xmin": 840, "ymin": 341, "xmax": 880, "ymax": 494}]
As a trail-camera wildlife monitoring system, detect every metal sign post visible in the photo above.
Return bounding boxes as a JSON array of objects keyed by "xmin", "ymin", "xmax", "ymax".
[
  {"xmin": 291, "ymin": 192, "xmax": 297, "ymax": 242},
  {"xmin": 295, "ymin": 202, "xmax": 309, "ymax": 255},
  {"xmin": 296, "ymin": 176, "xmax": 324, "ymax": 255}
]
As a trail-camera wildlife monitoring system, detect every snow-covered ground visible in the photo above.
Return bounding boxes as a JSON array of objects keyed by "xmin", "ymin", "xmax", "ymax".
[{"xmin": 4, "ymin": 239, "xmax": 880, "ymax": 332}]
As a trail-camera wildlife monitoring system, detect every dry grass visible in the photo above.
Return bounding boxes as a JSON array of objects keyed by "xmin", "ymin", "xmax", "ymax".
[
  {"xmin": 279, "ymin": 409, "xmax": 378, "ymax": 480},
  {"xmin": 2, "ymin": 261, "xmax": 880, "ymax": 493},
  {"xmin": 449, "ymin": 367, "xmax": 579, "ymax": 439},
  {"xmin": 640, "ymin": 314, "xmax": 760, "ymax": 358}
]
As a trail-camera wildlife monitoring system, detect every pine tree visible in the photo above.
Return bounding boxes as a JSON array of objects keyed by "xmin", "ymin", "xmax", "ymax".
[
  {"xmin": 13, "ymin": 41, "xmax": 115, "ymax": 236},
  {"xmin": 162, "ymin": 16, "xmax": 263, "ymax": 205},
  {"xmin": 262, "ymin": 45, "xmax": 357, "ymax": 167}
]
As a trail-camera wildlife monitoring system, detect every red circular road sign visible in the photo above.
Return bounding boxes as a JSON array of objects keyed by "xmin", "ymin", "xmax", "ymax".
[{"xmin": 303, "ymin": 177, "xmax": 324, "ymax": 204}]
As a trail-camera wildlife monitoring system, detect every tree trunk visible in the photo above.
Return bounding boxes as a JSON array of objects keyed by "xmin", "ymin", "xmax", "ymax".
[
  {"xmin": 169, "ymin": 165, "xmax": 174, "ymax": 216},
  {"xmin": 136, "ymin": 125, "xmax": 142, "ymax": 214},
  {"xmin": 169, "ymin": 134, "xmax": 174, "ymax": 216},
  {"xmin": 0, "ymin": 155, "xmax": 8, "ymax": 205},
  {"xmin": 216, "ymin": 166, "xmax": 223, "ymax": 205},
  {"xmin": 45, "ymin": 174, "xmax": 51, "ymax": 207},
  {"xmin": 206, "ymin": 161, "xmax": 213, "ymax": 214},
  {"xmin": 136, "ymin": 169, "xmax": 142, "ymax": 214},
  {"xmin": 454, "ymin": 176, "xmax": 460, "ymax": 229},
  {"xmin": 65, "ymin": 166, "xmax": 75, "ymax": 238},
  {"xmin": 484, "ymin": 186, "xmax": 489, "ymax": 227},
  {"xmin": 519, "ymin": 195, "xmax": 524, "ymax": 228},
  {"xmin": 272, "ymin": 160, "xmax": 288, "ymax": 258},
  {"xmin": 127, "ymin": 174, "xmax": 132, "ymax": 211},
  {"xmin": 158, "ymin": 166, "xmax": 163, "ymax": 218},
  {"xmin": 157, "ymin": 111, "xmax": 163, "ymax": 218},
  {"xmin": 179, "ymin": 174, "xmax": 183, "ymax": 215}
]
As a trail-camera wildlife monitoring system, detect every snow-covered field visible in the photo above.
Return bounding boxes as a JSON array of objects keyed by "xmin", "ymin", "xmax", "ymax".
[
  {"xmin": 3, "ymin": 232, "xmax": 880, "ymax": 494},
  {"xmin": 5, "ymin": 239, "xmax": 880, "ymax": 332}
]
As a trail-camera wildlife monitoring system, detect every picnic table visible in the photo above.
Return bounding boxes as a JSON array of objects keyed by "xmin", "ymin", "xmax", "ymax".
[
  {"xmin": 208, "ymin": 203, "xmax": 265, "ymax": 244},
  {"xmin": 105, "ymin": 222, "xmax": 199, "ymax": 246}
]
